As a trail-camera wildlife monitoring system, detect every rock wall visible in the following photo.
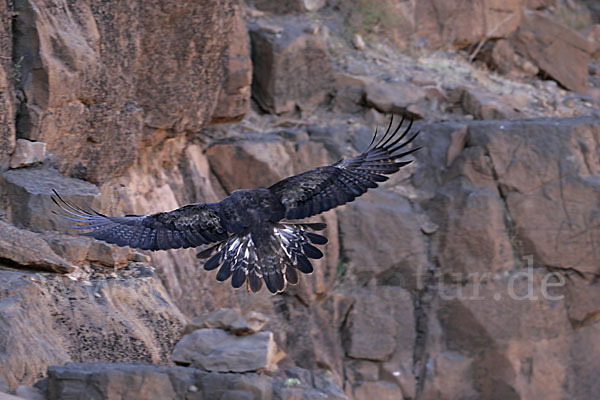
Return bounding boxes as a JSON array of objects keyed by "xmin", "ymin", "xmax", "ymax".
[{"xmin": 0, "ymin": 1, "xmax": 599, "ymax": 400}]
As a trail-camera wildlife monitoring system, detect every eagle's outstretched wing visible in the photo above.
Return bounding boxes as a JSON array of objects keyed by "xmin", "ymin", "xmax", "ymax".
[
  {"xmin": 268, "ymin": 116, "xmax": 420, "ymax": 220},
  {"xmin": 52, "ymin": 191, "xmax": 228, "ymax": 251}
]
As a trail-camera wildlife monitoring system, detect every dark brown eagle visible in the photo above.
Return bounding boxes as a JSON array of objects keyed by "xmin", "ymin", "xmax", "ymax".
[{"xmin": 53, "ymin": 116, "xmax": 420, "ymax": 294}]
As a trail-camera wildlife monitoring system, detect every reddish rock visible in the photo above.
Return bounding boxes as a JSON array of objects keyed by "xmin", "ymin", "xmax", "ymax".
[
  {"xmin": 206, "ymin": 137, "xmax": 296, "ymax": 192},
  {"xmin": 172, "ymin": 329, "xmax": 284, "ymax": 372},
  {"xmin": 418, "ymin": 351, "xmax": 478, "ymax": 400},
  {"xmin": 513, "ymin": 10, "xmax": 591, "ymax": 92},
  {"xmin": 12, "ymin": 0, "xmax": 238, "ymax": 183},
  {"xmin": 249, "ymin": 16, "xmax": 334, "ymax": 114},
  {"xmin": 583, "ymin": 24, "xmax": 600, "ymax": 59}
]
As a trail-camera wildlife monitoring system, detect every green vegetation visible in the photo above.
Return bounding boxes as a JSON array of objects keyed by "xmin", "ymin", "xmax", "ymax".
[
  {"xmin": 343, "ymin": 0, "xmax": 407, "ymax": 45},
  {"xmin": 554, "ymin": 1, "xmax": 592, "ymax": 31}
]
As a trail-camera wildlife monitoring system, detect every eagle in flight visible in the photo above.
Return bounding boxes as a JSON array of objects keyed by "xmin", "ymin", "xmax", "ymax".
[{"xmin": 53, "ymin": 116, "xmax": 420, "ymax": 294}]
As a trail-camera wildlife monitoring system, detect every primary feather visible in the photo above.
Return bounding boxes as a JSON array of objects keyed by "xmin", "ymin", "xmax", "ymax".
[{"xmin": 53, "ymin": 116, "xmax": 420, "ymax": 293}]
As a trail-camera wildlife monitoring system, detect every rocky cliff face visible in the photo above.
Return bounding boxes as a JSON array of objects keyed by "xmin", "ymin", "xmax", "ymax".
[{"xmin": 0, "ymin": 0, "xmax": 599, "ymax": 399}]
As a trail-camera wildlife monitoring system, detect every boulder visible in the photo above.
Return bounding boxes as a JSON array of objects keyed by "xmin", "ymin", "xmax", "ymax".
[
  {"xmin": 9, "ymin": 140, "xmax": 46, "ymax": 169},
  {"xmin": 249, "ymin": 16, "xmax": 334, "ymax": 114},
  {"xmin": 0, "ymin": 166, "xmax": 99, "ymax": 232},
  {"xmin": 512, "ymin": 10, "xmax": 591, "ymax": 92},
  {"xmin": 0, "ymin": 220, "xmax": 75, "ymax": 273},
  {"xmin": 364, "ymin": 80, "xmax": 428, "ymax": 119},
  {"xmin": 172, "ymin": 329, "xmax": 284, "ymax": 372}
]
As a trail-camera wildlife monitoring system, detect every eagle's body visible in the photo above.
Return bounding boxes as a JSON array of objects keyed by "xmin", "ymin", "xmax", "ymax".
[{"xmin": 54, "ymin": 116, "xmax": 420, "ymax": 293}]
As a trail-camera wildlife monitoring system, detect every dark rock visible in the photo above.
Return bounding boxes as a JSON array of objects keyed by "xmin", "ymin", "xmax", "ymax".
[
  {"xmin": 171, "ymin": 329, "xmax": 284, "ymax": 372},
  {"xmin": 249, "ymin": 16, "xmax": 334, "ymax": 114},
  {"xmin": 85, "ymin": 241, "xmax": 133, "ymax": 269},
  {"xmin": 46, "ymin": 362, "xmax": 347, "ymax": 400}
]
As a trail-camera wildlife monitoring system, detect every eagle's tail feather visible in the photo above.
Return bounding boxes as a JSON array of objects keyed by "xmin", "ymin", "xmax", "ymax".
[{"xmin": 196, "ymin": 222, "xmax": 327, "ymax": 294}]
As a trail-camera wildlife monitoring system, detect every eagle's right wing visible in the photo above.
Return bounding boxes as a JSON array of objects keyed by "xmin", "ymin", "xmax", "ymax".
[
  {"xmin": 52, "ymin": 191, "xmax": 228, "ymax": 251},
  {"xmin": 268, "ymin": 116, "xmax": 420, "ymax": 220}
]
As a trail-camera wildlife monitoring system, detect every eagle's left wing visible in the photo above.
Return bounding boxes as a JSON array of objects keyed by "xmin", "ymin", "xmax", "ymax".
[{"xmin": 268, "ymin": 116, "xmax": 419, "ymax": 220}]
